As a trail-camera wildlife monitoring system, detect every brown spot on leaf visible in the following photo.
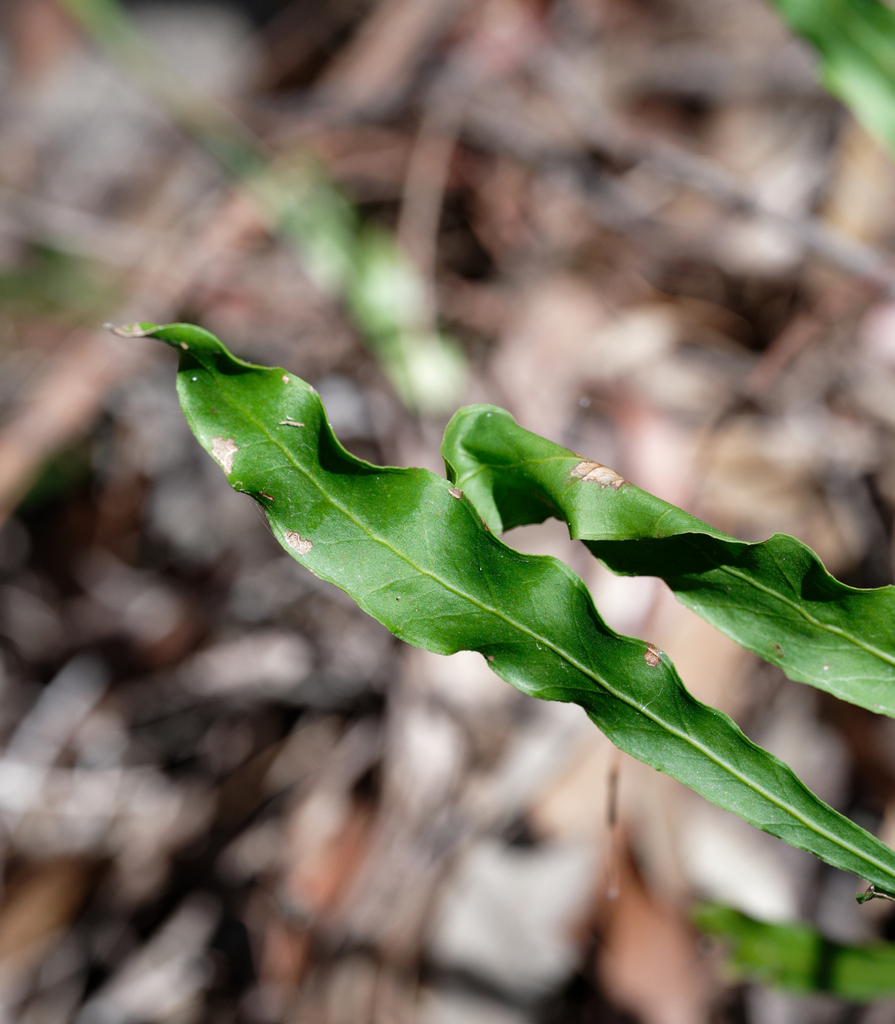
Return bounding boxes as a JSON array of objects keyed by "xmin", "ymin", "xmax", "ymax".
[
  {"xmin": 180, "ymin": 341, "xmax": 189, "ymax": 350},
  {"xmin": 210, "ymin": 437, "xmax": 238, "ymax": 474},
  {"xmin": 279, "ymin": 420, "xmax": 305, "ymax": 427},
  {"xmin": 449, "ymin": 487, "xmax": 463, "ymax": 499},
  {"xmin": 282, "ymin": 374, "xmax": 290, "ymax": 383},
  {"xmin": 284, "ymin": 530, "xmax": 313, "ymax": 555},
  {"xmin": 572, "ymin": 461, "xmax": 626, "ymax": 490},
  {"xmin": 644, "ymin": 644, "xmax": 661, "ymax": 667}
]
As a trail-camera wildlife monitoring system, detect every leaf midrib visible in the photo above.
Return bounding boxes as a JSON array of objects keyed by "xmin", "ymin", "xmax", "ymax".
[
  {"xmin": 718, "ymin": 568, "xmax": 895, "ymax": 666},
  {"xmin": 206, "ymin": 370, "xmax": 895, "ymax": 886}
]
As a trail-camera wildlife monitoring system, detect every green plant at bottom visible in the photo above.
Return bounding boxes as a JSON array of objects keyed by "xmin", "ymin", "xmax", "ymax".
[
  {"xmin": 127, "ymin": 320, "xmax": 895, "ymax": 901},
  {"xmin": 695, "ymin": 903, "xmax": 895, "ymax": 1001}
]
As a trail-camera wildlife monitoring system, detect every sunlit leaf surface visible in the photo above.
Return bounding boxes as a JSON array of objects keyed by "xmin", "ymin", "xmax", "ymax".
[{"xmin": 143, "ymin": 321, "xmax": 895, "ymax": 897}]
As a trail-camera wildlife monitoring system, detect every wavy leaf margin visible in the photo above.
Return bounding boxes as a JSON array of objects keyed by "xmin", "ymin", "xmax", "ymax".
[{"xmin": 133, "ymin": 322, "xmax": 895, "ymax": 898}]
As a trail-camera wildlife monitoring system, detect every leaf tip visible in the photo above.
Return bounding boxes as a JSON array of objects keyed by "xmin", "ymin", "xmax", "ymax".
[
  {"xmin": 857, "ymin": 884, "xmax": 895, "ymax": 905},
  {"xmin": 106, "ymin": 321, "xmax": 161, "ymax": 339}
]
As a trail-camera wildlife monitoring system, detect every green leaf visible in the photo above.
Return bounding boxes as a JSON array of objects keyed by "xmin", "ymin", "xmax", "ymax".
[
  {"xmin": 442, "ymin": 405, "xmax": 895, "ymax": 718},
  {"xmin": 141, "ymin": 321, "xmax": 895, "ymax": 896},
  {"xmin": 769, "ymin": 0, "xmax": 895, "ymax": 157},
  {"xmin": 694, "ymin": 902, "xmax": 895, "ymax": 1001}
]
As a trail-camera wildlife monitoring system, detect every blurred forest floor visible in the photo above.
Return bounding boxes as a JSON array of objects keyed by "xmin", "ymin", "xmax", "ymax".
[{"xmin": 3, "ymin": 0, "xmax": 895, "ymax": 1021}]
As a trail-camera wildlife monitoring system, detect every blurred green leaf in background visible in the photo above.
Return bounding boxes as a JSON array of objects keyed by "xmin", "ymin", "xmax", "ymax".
[
  {"xmin": 771, "ymin": 0, "xmax": 895, "ymax": 157},
  {"xmin": 696, "ymin": 902, "xmax": 895, "ymax": 1001}
]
